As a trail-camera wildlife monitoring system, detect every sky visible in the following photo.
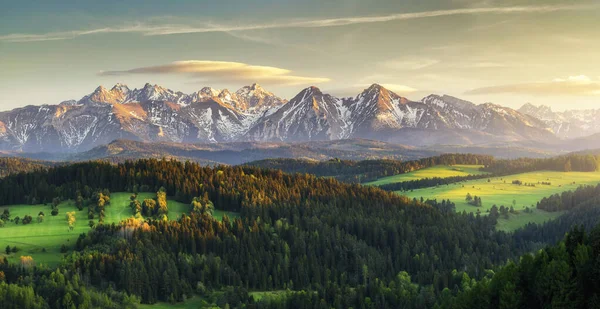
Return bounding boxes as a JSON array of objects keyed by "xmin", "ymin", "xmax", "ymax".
[{"xmin": 1, "ymin": 0, "xmax": 599, "ymax": 111}]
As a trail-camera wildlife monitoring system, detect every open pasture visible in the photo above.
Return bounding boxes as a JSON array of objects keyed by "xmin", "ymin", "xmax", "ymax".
[
  {"xmin": 398, "ymin": 170, "xmax": 600, "ymax": 231},
  {"xmin": 0, "ymin": 192, "xmax": 238, "ymax": 266},
  {"xmin": 365, "ymin": 164, "xmax": 487, "ymax": 186}
]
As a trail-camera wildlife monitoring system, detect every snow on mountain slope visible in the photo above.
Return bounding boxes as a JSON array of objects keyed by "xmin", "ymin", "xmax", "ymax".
[
  {"xmin": 345, "ymin": 84, "xmax": 423, "ymax": 135},
  {"xmin": 245, "ymin": 86, "xmax": 348, "ymax": 141},
  {"xmin": 519, "ymin": 103, "xmax": 600, "ymax": 138},
  {"xmin": 0, "ymin": 83, "xmax": 563, "ymax": 152}
]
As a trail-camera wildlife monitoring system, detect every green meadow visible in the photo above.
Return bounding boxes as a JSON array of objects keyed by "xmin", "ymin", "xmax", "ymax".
[
  {"xmin": 0, "ymin": 192, "xmax": 238, "ymax": 266},
  {"xmin": 138, "ymin": 296, "xmax": 209, "ymax": 309},
  {"xmin": 398, "ymin": 169, "xmax": 600, "ymax": 231},
  {"xmin": 365, "ymin": 164, "xmax": 487, "ymax": 186},
  {"xmin": 138, "ymin": 291, "xmax": 291, "ymax": 308}
]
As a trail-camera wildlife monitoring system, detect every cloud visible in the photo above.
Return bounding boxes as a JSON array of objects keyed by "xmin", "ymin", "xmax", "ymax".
[
  {"xmin": 99, "ymin": 60, "xmax": 330, "ymax": 86},
  {"xmin": 381, "ymin": 58, "xmax": 509, "ymax": 71},
  {"xmin": 0, "ymin": 4, "xmax": 595, "ymax": 42},
  {"xmin": 460, "ymin": 62, "xmax": 507, "ymax": 69},
  {"xmin": 552, "ymin": 75, "xmax": 592, "ymax": 83},
  {"xmin": 465, "ymin": 75, "xmax": 600, "ymax": 96},
  {"xmin": 382, "ymin": 58, "xmax": 440, "ymax": 70},
  {"xmin": 0, "ymin": 25, "xmax": 151, "ymax": 43}
]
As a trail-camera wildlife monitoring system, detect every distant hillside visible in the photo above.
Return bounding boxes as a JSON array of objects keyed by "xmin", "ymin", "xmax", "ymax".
[
  {"xmin": 246, "ymin": 154, "xmax": 493, "ymax": 183},
  {"xmin": 64, "ymin": 138, "xmax": 438, "ymax": 165},
  {"xmin": 0, "ymin": 157, "xmax": 53, "ymax": 178},
  {"xmin": 422, "ymin": 144, "xmax": 557, "ymax": 159},
  {"xmin": 560, "ymin": 133, "xmax": 600, "ymax": 152}
]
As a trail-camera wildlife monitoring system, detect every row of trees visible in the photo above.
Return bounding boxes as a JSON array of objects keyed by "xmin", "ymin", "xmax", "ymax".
[
  {"xmin": 537, "ymin": 183, "xmax": 600, "ymax": 212},
  {"xmin": 377, "ymin": 174, "xmax": 490, "ymax": 192},
  {"xmin": 248, "ymin": 154, "xmax": 494, "ymax": 183},
  {"xmin": 482, "ymin": 154, "xmax": 600, "ymax": 174},
  {"xmin": 0, "ymin": 157, "xmax": 49, "ymax": 178}
]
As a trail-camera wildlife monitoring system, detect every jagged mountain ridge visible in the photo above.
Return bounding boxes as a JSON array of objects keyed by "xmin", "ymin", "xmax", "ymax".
[
  {"xmin": 0, "ymin": 83, "xmax": 556, "ymax": 152},
  {"xmin": 519, "ymin": 103, "xmax": 600, "ymax": 139},
  {"xmin": 245, "ymin": 84, "xmax": 554, "ymax": 144}
]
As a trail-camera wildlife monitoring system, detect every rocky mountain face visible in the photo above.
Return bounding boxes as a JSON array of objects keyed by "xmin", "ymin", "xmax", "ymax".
[
  {"xmin": 518, "ymin": 103, "xmax": 600, "ymax": 139},
  {"xmin": 246, "ymin": 86, "xmax": 350, "ymax": 142},
  {"xmin": 246, "ymin": 85, "xmax": 555, "ymax": 145},
  {"xmin": 0, "ymin": 83, "xmax": 286, "ymax": 152},
  {"xmin": 0, "ymin": 83, "xmax": 558, "ymax": 152}
]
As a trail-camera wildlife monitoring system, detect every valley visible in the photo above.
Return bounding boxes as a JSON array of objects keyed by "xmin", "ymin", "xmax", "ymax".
[
  {"xmin": 362, "ymin": 162, "xmax": 600, "ymax": 231},
  {"xmin": 0, "ymin": 151, "xmax": 599, "ymax": 308},
  {"xmin": 3, "ymin": 1, "xmax": 600, "ymax": 307},
  {"xmin": 0, "ymin": 192, "xmax": 238, "ymax": 266},
  {"xmin": 365, "ymin": 164, "xmax": 488, "ymax": 186}
]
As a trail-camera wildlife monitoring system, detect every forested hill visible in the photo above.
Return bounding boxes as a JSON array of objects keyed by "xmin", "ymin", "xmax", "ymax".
[
  {"xmin": 246, "ymin": 153, "xmax": 600, "ymax": 185},
  {"xmin": 436, "ymin": 183, "xmax": 600, "ymax": 308},
  {"xmin": 245, "ymin": 154, "xmax": 493, "ymax": 183},
  {"xmin": 0, "ymin": 157, "xmax": 52, "ymax": 178},
  {"xmin": 439, "ymin": 224, "xmax": 600, "ymax": 308},
  {"xmin": 0, "ymin": 158, "xmax": 550, "ymax": 308},
  {"xmin": 482, "ymin": 153, "xmax": 600, "ymax": 174}
]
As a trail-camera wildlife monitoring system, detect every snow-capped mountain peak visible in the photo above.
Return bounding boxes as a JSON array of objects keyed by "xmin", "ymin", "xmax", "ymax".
[
  {"xmin": 234, "ymin": 83, "xmax": 286, "ymax": 111},
  {"xmin": 0, "ymin": 83, "xmax": 562, "ymax": 152},
  {"xmin": 110, "ymin": 83, "xmax": 131, "ymax": 94},
  {"xmin": 200, "ymin": 87, "xmax": 221, "ymax": 98},
  {"xmin": 236, "ymin": 83, "xmax": 270, "ymax": 98},
  {"xmin": 519, "ymin": 103, "xmax": 600, "ymax": 138},
  {"xmin": 79, "ymin": 84, "xmax": 129, "ymax": 105}
]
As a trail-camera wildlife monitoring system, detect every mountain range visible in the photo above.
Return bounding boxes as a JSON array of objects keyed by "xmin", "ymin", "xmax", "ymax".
[
  {"xmin": 518, "ymin": 103, "xmax": 600, "ymax": 139},
  {"xmin": 0, "ymin": 82, "xmax": 576, "ymax": 152}
]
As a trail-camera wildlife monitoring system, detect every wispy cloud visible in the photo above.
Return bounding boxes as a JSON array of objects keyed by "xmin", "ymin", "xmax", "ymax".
[
  {"xmin": 380, "ymin": 57, "xmax": 510, "ymax": 72},
  {"xmin": 99, "ymin": 60, "xmax": 331, "ymax": 86},
  {"xmin": 1, "ymin": 4, "xmax": 594, "ymax": 43},
  {"xmin": 465, "ymin": 75, "xmax": 600, "ymax": 96},
  {"xmin": 456, "ymin": 61, "xmax": 508, "ymax": 69},
  {"xmin": 382, "ymin": 58, "xmax": 440, "ymax": 70}
]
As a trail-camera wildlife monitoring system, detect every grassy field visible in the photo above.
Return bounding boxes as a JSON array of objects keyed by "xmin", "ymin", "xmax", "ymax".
[
  {"xmin": 249, "ymin": 290, "xmax": 289, "ymax": 301},
  {"xmin": 137, "ymin": 291, "xmax": 290, "ymax": 308},
  {"xmin": 138, "ymin": 296, "xmax": 211, "ymax": 309},
  {"xmin": 365, "ymin": 165, "xmax": 487, "ymax": 186},
  {"xmin": 400, "ymin": 170, "xmax": 600, "ymax": 231},
  {"xmin": 0, "ymin": 192, "xmax": 238, "ymax": 266}
]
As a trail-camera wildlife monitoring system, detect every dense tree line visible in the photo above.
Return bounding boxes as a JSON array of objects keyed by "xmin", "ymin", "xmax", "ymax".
[
  {"xmin": 0, "ymin": 280, "xmax": 46, "ymax": 309},
  {"xmin": 376, "ymin": 153, "xmax": 600, "ymax": 193},
  {"xmin": 514, "ymin": 188, "xmax": 600, "ymax": 248},
  {"xmin": 376, "ymin": 174, "xmax": 491, "ymax": 191},
  {"xmin": 0, "ymin": 258, "xmax": 140, "ymax": 308},
  {"xmin": 0, "ymin": 157, "xmax": 51, "ymax": 178},
  {"xmin": 246, "ymin": 154, "xmax": 493, "ymax": 183},
  {"xmin": 482, "ymin": 154, "xmax": 600, "ymax": 174},
  {"xmin": 536, "ymin": 183, "xmax": 600, "ymax": 212},
  {"xmin": 437, "ymin": 224, "xmax": 600, "ymax": 309}
]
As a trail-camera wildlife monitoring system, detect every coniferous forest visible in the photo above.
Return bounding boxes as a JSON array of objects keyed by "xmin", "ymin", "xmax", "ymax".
[
  {"xmin": 4, "ymin": 0, "xmax": 600, "ymax": 306},
  {"xmin": 0, "ymin": 158, "xmax": 599, "ymax": 307}
]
